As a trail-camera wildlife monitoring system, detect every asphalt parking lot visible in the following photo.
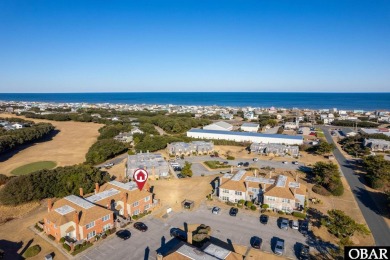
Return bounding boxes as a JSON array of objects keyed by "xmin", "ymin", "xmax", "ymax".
[{"xmin": 77, "ymin": 205, "xmax": 309, "ymax": 260}]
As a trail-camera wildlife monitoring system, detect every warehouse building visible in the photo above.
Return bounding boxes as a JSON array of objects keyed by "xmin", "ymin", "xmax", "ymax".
[
  {"xmin": 240, "ymin": 122, "xmax": 260, "ymax": 132},
  {"xmin": 187, "ymin": 129, "xmax": 303, "ymax": 145},
  {"xmin": 203, "ymin": 121, "xmax": 233, "ymax": 131}
]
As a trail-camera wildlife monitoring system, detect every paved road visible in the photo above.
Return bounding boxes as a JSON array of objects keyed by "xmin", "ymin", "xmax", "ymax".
[
  {"xmin": 77, "ymin": 205, "xmax": 312, "ymax": 260},
  {"xmin": 96, "ymin": 153, "xmax": 128, "ymax": 168},
  {"xmin": 321, "ymin": 126, "xmax": 390, "ymax": 246}
]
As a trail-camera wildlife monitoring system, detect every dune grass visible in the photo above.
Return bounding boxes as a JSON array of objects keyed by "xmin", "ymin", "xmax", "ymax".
[{"xmin": 11, "ymin": 161, "xmax": 57, "ymax": 176}]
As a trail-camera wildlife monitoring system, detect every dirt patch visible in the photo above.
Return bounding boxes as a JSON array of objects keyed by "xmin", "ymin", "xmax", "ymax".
[
  {"xmin": 150, "ymin": 175, "xmax": 216, "ymax": 217},
  {"xmin": 0, "ymin": 113, "xmax": 103, "ymax": 175},
  {"xmin": 0, "ymin": 201, "xmax": 67, "ymax": 260}
]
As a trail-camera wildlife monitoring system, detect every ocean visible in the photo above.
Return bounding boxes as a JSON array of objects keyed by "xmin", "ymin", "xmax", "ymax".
[{"xmin": 0, "ymin": 92, "xmax": 390, "ymax": 110}]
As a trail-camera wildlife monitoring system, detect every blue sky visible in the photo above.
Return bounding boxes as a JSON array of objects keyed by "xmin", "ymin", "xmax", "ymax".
[{"xmin": 0, "ymin": 0, "xmax": 389, "ymax": 92}]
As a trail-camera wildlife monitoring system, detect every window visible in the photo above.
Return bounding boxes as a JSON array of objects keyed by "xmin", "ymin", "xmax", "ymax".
[
  {"xmin": 282, "ymin": 198, "xmax": 290, "ymax": 203},
  {"xmin": 145, "ymin": 204, "xmax": 150, "ymax": 210},
  {"xmin": 222, "ymin": 196, "xmax": 229, "ymax": 201},
  {"xmin": 252, "ymin": 188, "xmax": 257, "ymax": 192},
  {"xmin": 267, "ymin": 196, "xmax": 276, "ymax": 201},
  {"xmin": 86, "ymin": 221, "xmax": 95, "ymax": 229},
  {"xmin": 234, "ymin": 199, "xmax": 238, "ymax": 203},
  {"xmin": 235, "ymin": 191, "xmax": 242, "ymax": 196},
  {"xmin": 103, "ymin": 224, "xmax": 111, "ymax": 232},
  {"xmin": 223, "ymin": 189, "xmax": 229, "ymax": 194},
  {"xmin": 87, "ymin": 231, "xmax": 96, "ymax": 240},
  {"xmin": 133, "ymin": 201, "xmax": 139, "ymax": 207},
  {"xmin": 133, "ymin": 209, "xmax": 140, "ymax": 215},
  {"xmin": 102, "ymin": 214, "xmax": 110, "ymax": 222},
  {"xmin": 145, "ymin": 196, "xmax": 150, "ymax": 202}
]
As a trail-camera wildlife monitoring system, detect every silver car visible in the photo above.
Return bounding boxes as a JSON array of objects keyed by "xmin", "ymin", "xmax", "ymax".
[
  {"xmin": 280, "ymin": 218, "xmax": 289, "ymax": 230},
  {"xmin": 212, "ymin": 207, "xmax": 221, "ymax": 214},
  {"xmin": 292, "ymin": 220, "xmax": 299, "ymax": 230},
  {"xmin": 274, "ymin": 239, "xmax": 285, "ymax": 255}
]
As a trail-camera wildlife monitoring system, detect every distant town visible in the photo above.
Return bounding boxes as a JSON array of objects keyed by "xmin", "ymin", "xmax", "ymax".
[{"xmin": 0, "ymin": 99, "xmax": 389, "ymax": 260}]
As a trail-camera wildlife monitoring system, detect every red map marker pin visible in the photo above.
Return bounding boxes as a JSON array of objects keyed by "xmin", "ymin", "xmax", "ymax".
[{"xmin": 133, "ymin": 168, "xmax": 148, "ymax": 191}]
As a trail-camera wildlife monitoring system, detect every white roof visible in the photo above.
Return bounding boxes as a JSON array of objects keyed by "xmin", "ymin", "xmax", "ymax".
[
  {"xmin": 55, "ymin": 205, "xmax": 75, "ymax": 215},
  {"xmin": 65, "ymin": 195, "xmax": 95, "ymax": 209},
  {"xmin": 86, "ymin": 188, "xmax": 120, "ymax": 203},
  {"xmin": 109, "ymin": 180, "xmax": 138, "ymax": 191},
  {"xmin": 241, "ymin": 123, "xmax": 259, "ymax": 128},
  {"xmin": 204, "ymin": 121, "xmax": 233, "ymax": 130}
]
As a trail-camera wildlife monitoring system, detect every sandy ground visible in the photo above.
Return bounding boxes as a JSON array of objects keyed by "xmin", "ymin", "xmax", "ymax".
[
  {"xmin": 0, "ymin": 114, "xmax": 103, "ymax": 175},
  {"xmin": 0, "ymin": 200, "xmax": 67, "ymax": 260}
]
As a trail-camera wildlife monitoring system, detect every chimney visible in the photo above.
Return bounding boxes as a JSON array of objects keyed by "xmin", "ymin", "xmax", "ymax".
[
  {"xmin": 74, "ymin": 211, "xmax": 80, "ymax": 241},
  {"xmin": 47, "ymin": 198, "xmax": 53, "ymax": 212},
  {"xmin": 123, "ymin": 193, "xmax": 128, "ymax": 218},
  {"xmin": 254, "ymin": 169, "xmax": 257, "ymax": 177},
  {"xmin": 157, "ymin": 254, "xmax": 163, "ymax": 260},
  {"xmin": 95, "ymin": 183, "xmax": 99, "ymax": 194},
  {"xmin": 79, "ymin": 187, "xmax": 84, "ymax": 197},
  {"xmin": 187, "ymin": 231, "xmax": 192, "ymax": 244}
]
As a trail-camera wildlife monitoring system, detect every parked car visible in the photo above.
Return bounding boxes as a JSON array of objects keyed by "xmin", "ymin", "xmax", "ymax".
[
  {"xmin": 260, "ymin": 214, "xmax": 269, "ymax": 224},
  {"xmin": 229, "ymin": 207, "xmax": 238, "ymax": 216},
  {"xmin": 292, "ymin": 220, "xmax": 299, "ymax": 230},
  {"xmin": 280, "ymin": 218, "xmax": 289, "ymax": 230},
  {"xmin": 237, "ymin": 162, "xmax": 243, "ymax": 167},
  {"xmin": 177, "ymin": 173, "xmax": 185, "ymax": 179},
  {"xmin": 299, "ymin": 245, "xmax": 310, "ymax": 260},
  {"xmin": 104, "ymin": 162, "xmax": 114, "ymax": 168},
  {"xmin": 170, "ymin": 228, "xmax": 187, "ymax": 241},
  {"xmin": 253, "ymin": 158, "xmax": 258, "ymax": 162},
  {"xmin": 292, "ymin": 161, "xmax": 299, "ymax": 165},
  {"xmin": 282, "ymin": 161, "xmax": 288, "ymax": 164},
  {"xmin": 116, "ymin": 229, "xmax": 131, "ymax": 240},
  {"xmin": 133, "ymin": 222, "xmax": 148, "ymax": 232},
  {"xmin": 223, "ymin": 161, "xmax": 229, "ymax": 165},
  {"xmin": 212, "ymin": 207, "xmax": 221, "ymax": 214},
  {"xmin": 274, "ymin": 239, "xmax": 285, "ymax": 255},
  {"xmin": 210, "ymin": 154, "xmax": 215, "ymax": 158},
  {"xmin": 243, "ymin": 162, "xmax": 249, "ymax": 167},
  {"xmin": 251, "ymin": 236, "xmax": 262, "ymax": 249},
  {"xmin": 299, "ymin": 220, "xmax": 309, "ymax": 236}
]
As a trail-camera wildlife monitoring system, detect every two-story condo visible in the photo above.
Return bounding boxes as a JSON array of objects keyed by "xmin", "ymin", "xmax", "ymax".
[{"xmin": 217, "ymin": 170, "xmax": 306, "ymax": 213}]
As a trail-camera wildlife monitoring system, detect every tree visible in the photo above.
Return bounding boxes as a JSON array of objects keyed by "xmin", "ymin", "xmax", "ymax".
[
  {"xmin": 324, "ymin": 209, "xmax": 370, "ymax": 238},
  {"xmin": 181, "ymin": 161, "xmax": 193, "ymax": 177},
  {"xmin": 312, "ymin": 162, "xmax": 344, "ymax": 196},
  {"xmin": 312, "ymin": 142, "xmax": 335, "ymax": 155},
  {"xmin": 362, "ymin": 155, "xmax": 390, "ymax": 189}
]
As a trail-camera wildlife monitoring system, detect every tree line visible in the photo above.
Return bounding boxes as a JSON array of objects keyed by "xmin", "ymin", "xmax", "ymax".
[
  {"xmin": 0, "ymin": 122, "xmax": 55, "ymax": 153},
  {"xmin": 312, "ymin": 161, "xmax": 344, "ymax": 196},
  {"xmin": 0, "ymin": 164, "xmax": 110, "ymax": 205}
]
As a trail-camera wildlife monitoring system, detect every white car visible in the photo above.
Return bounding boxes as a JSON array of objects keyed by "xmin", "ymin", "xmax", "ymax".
[
  {"xmin": 104, "ymin": 162, "xmax": 114, "ymax": 167},
  {"xmin": 282, "ymin": 161, "xmax": 288, "ymax": 164},
  {"xmin": 292, "ymin": 161, "xmax": 299, "ymax": 165},
  {"xmin": 292, "ymin": 220, "xmax": 299, "ymax": 230},
  {"xmin": 253, "ymin": 158, "xmax": 258, "ymax": 162}
]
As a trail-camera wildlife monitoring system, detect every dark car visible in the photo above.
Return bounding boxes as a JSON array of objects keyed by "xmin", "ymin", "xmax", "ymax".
[
  {"xmin": 251, "ymin": 236, "xmax": 262, "ymax": 249},
  {"xmin": 116, "ymin": 229, "xmax": 131, "ymax": 240},
  {"xmin": 299, "ymin": 220, "xmax": 309, "ymax": 236},
  {"xmin": 237, "ymin": 162, "xmax": 244, "ymax": 167},
  {"xmin": 243, "ymin": 162, "xmax": 249, "ymax": 167},
  {"xmin": 229, "ymin": 207, "xmax": 238, "ymax": 216},
  {"xmin": 177, "ymin": 173, "xmax": 185, "ymax": 179},
  {"xmin": 134, "ymin": 222, "xmax": 148, "ymax": 232},
  {"xmin": 170, "ymin": 228, "xmax": 187, "ymax": 241},
  {"xmin": 223, "ymin": 161, "xmax": 229, "ymax": 165},
  {"xmin": 300, "ymin": 245, "xmax": 310, "ymax": 260},
  {"xmin": 260, "ymin": 214, "xmax": 269, "ymax": 224}
]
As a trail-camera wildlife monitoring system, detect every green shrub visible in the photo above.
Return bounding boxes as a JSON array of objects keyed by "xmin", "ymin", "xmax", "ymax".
[
  {"xmin": 105, "ymin": 229, "xmax": 111, "ymax": 235},
  {"xmin": 292, "ymin": 212, "xmax": 307, "ymax": 219},
  {"xmin": 366, "ymin": 176, "xmax": 383, "ymax": 189},
  {"xmin": 74, "ymin": 244, "xmax": 82, "ymax": 250},
  {"xmin": 63, "ymin": 243, "xmax": 71, "ymax": 252},
  {"xmin": 245, "ymin": 201, "xmax": 253, "ymax": 208},
  {"xmin": 59, "ymin": 237, "xmax": 65, "ymax": 243},
  {"xmin": 23, "ymin": 245, "xmax": 41, "ymax": 258},
  {"xmin": 226, "ymin": 201, "xmax": 235, "ymax": 206},
  {"xmin": 277, "ymin": 210, "xmax": 285, "ymax": 215},
  {"xmin": 330, "ymin": 179, "xmax": 344, "ymax": 196},
  {"xmin": 48, "ymin": 234, "xmax": 55, "ymax": 241},
  {"xmin": 250, "ymin": 205, "xmax": 257, "ymax": 211},
  {"xmin": 34, "ymin": 223, "xmax": 43, "ymax": 232},
  {"xmin": 312, "ymin": 184, "xmax": 331, "ymax": 196},
  {"xmin": 261, "ymin": 204, "xmax": 269, "ymax": 209},
  {"xmin": 226, "ymin": 155, "xmax": 235, "ymax": 160}
]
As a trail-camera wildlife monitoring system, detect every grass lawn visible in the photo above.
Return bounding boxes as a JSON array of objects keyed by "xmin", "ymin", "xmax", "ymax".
[
  {"xmin": 204, "ymin": 160, "xmax": 230, "ymax": 169},
  {"xmin": 11, "ymin": 161, "xmax": 57, "ymax": 176}
]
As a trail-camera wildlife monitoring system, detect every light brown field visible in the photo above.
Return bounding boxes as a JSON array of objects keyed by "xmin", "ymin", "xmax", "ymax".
[{"xmin": 0, "ymin": 113, "xmax": 103, "ymax": 175}]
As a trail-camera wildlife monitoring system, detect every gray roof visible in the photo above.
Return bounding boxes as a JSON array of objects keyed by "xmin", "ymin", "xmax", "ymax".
[
  {"xmin": 241, "ymin": 123, "xmax": 259, "ymax": 127},
  {"xmin": 188, "ymin": 128, "xmax": 303, "ymax": 140}
]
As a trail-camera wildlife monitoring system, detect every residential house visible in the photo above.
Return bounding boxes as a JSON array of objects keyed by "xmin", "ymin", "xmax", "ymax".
[
  {"xmin": 44, "ymin": 195, "xmax": 114, "ymax": 243},
  {"xmin": 220, "ymin": 113, "xmax": 234, "ymax": 120},
  {"xmin": 244, "ymin": 111, "xmax": 255, "ymax": 120},
  {"xmin": 127, "ymin": 152, "xmax": 169, "ymax": 179},
  {"xmin": 250, "ymin": 143, "xmax": 299, "ymax": 157},
  {"xmin": 113, "ymin": 132, "xmax": 133, "ymax": 143},
  {"xmin": 217, "ymin": 170, "xmax": 306, "ymax": 212},
  {"xmin": 240, "ymin": 123, "xmax": 259, "ymax": 133},
  {"xmin": 130, "ymin": 127, "xmax": 144, "ymax": 135},
  {"xmin": 283, "ymin": 121, "xmax": 299, "ymax": 130},
  {"xmin": 167, "ymin": 141, "xmax": 214, "ymax": 156},
  {"xmin": 363, "ymin": 139, "xmax": 390, "ymax": 152},
  {"xmin": 12, "ymin": 123, "xmax": 24, "ymax": 129},
  {"xmin": 360, "ymin": 128, "xmax": 390, "ymax": 137},
  {"xmin": 203, "ymin": 121, "xmax": 233, "ymax": 131}
]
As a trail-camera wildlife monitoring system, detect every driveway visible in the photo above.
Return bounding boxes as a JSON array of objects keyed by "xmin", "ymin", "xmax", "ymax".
[
  {"xmin": 77, "ymin": 205, "xmax": 311, "ymax": 260},
  {"xmin": 95, "ymin": 153, "xmax": 128, "ymax": 168},
  {"xmin": 321, "ymin": 126, "xmax": 390, "ymax": 246}
]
